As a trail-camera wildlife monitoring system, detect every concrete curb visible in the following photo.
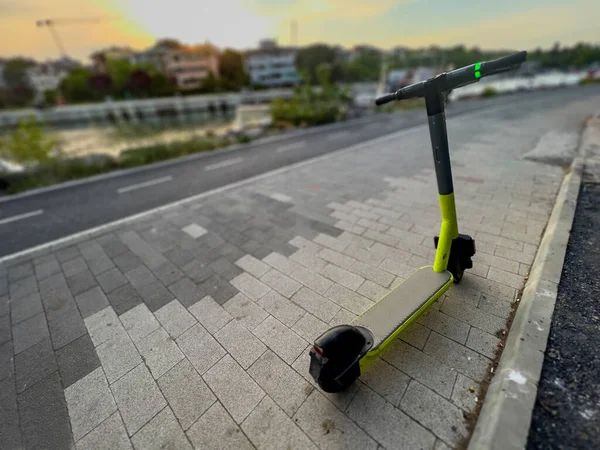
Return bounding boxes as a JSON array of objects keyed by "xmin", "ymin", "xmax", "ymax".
[{"xmin": 468, "ymin": 118, "xmax": 597, "ymax": 450}]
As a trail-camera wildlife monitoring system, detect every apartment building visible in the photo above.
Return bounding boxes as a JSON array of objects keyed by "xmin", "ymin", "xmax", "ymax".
[
  {"xmin": 163, "ymin": 44, "xmax": 220, "ymax": 90},
  {"xmin": 245, "ymin": 40, "xmax": 300, "ymax": 87}
]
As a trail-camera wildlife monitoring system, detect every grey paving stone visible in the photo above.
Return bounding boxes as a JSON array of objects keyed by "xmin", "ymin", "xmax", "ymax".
[
  {"xmin": 214, "ymin": 242, "xmax": 245, "ymax": 263},
  {"xmin": 231, "ymin": 272, "xmax": 271, "ymax": 301},
  {"xmin": 235, "ymin": 254, "xmax": 271, "ymax": 278},
  {"xmin": 257, "ymin": 289, "xmax": 305, "ymax": 327},
  {"xmin": 12, "ymin": 312, "xmax": 49, "ymax": 354},
  {"xmin": 119, "ymin": 303, "xmax": 160, "ymax": 343},
  {"xmin": 204, "ymin": 354, "xmax": 265, "ymax": 424},
  {"xmin": 165, "ymin": 247, "xmax": 195, "ymax": 268},
  {"xmin": 15, "ymin": 338, "xmax": 57, "ymax": 393},
  {"xmin": 214, "ymin": 320, "xmax": 266, "ymax": 369},
  {"xmin": 423, "ymin": 331, "xmax": 491, "ymax": 381},
  {"xmin": 98, "ymin": 233, "xmax": 130, "ymax": 258},
  {"xmin": 242, "ymin": 396, "xmax": 318, "ymax": 450},
  {"xmin": 79, "ymin": 242, "xmax": 115, "ymax": 275},
  {"xmin": 35, "ymin": 259, "xmax": 61, "ymax": 281},
  {"xmin": 85, "ymin": 306, "xmax": 125, "ymax": 347},
  {"xmin": 416, "ymin": 309, "xmax": 471, "ymax": 345},
  {"xmin": 136, "ymin": 281, "xmax": 174, "ymax": 312},
  {"xmin": 290, "ymin": 265, "xmax": 334, "ymax": 295},
  {"xmin": 292, "ymin": 313, "xmax": 330, "ymax": 343},
  {"xmin": 360, "ymin": 358, "xmax": 410, "ymax": 407},
  {"xmin": 181, "ymin": 259, "xmax": 214, "ymax": 284},
  {"xmin": 56, "ymin": 334, "xmax": 100, "ymax": 389},
  {"xmin": 197, "ymin": 274, "xmax": 238, "ymax": 305},
  {"xmin": 248, "ymin": 350, "xmax": 313, "ymax": 417},
  {"xmin": 348, "ymin": 385, "xmax": 437, "ymax": 450},
  {"xmin": 399, "ymin": 322, "xmax": 431, "ymax": 350},
  {"xmin": 168, "ymin": 277, "xmax": 202, "ymax": 308},
  {"xmin": 111, "ymin": 363, "xmax": 167, "ymax": 436},
  {"xmin": 131, "ymin": 407, "xmax": 192, "ymax": 450},
  {"xmin": 48, "ymin": 305, "xmax": 87, "ymax": 350},
  {"xmin": 0, "ymin": 376, "xmax": 22, "ymax": 449},
  {"xmin": 382, "ymin": 340, "xmax": 456, "ymax": 399},
  {"xmin": 223, "ymin": 292, "xmax": 269, "ymax": 331},
  {"xmin": 113, "ymin": 251, "xmax": 143, "ymax": 274},
  {"xmin": 157, "ymin": 359, "xmax": 216, "ymax": 430},
  {"xmin": 441, "ymin": 296, "xmax": 506, "ymax": 334},
  {"xmin": 155, "ymin": 300, "xmax": 197, "ymax": 339},
  {"xmin": 294, "ymin": 390, "xmax": 378, "ymax": 450},
  {"xmin": 9, "ymin": 275, "xmax": 38, "ymax": 301},
  {"xmin": 17, "ymin": 372, "xmax": 74, "ymax": 449},
  {"xmin": 76, "ymin": 286, "xmax": 110, "ymax": 319},
  {"xmin": 253, "ymin": 315, "xmax": 307, "ymax": 364},
  {"xmin": 324, "ymin": 284, "xmax": 373, "ymax": 315},
  {"xmin": 65, "ymin": 366, "xmax": 117, "ymax": 441},
  {"xmin": 125, "ymin": 265, "xmax": 157, "ymax": 289},
  {"xmin": 0, "ymin": 314, "xmax": 9, "ymax": 346},
  {"xmin": 182, "ymin": 223, "xmax": 207, "ymax": 238},
  {"xmin": 209, "ymin": 256, "xmax": 243, "ymax": 281},
  {"xmin": 400, "ymin": 380, "xmax": 468, "ymax": 446},
  {"xmin": 321, "ymin": 264, "xmax": 365, "ymax": 291},
  {"xmin": 477, "ymin": 292, "xmax": 513, "ymax": 318},
  {"xmin": 188, "ymin": 295, "xmax": 233, "ymax": 335},
  {"xmin": 10, "ymin": 291, "xmax": 43, "ymax": 325},
  {"xmin": 451, "ymin": 373, "xmax": 479, "ymax": 413},
  {"xmin": 186, "ymin": 402, "xmax": 254, "ymax": 450},
  {"xmin": 176, "ymin": 323, "xmax": 226, "ymax": 375},
  {"xmin": 76, "ymin": 412, "xmax": 133, "ymax": 450},
  {"xmin": 153, "ymin": 260, "xmax": 185, "ymax": 286},
  {"xmin": 96, "ymin": 330, "xmax": 142, "ymax": 384},
  {"xmin": 260, "ymin": 268, "xmax": 302, "ymax": 298},
  {"xmin": 190, "ymin": 245, "xmax": 222, "ymax": 266},
  {"xmin": 329, "ymin": 308, "xmax": 356, "ymax": 326},
  {"xmin": 108, "ymin": 284, "xmax": 144, "ymax": 316},
  {"xmin": 291, "ymin": 287, "xmax": 341, "ymax": 323},
  {"xmin": 119, "ymin": 231, "xmax": 168, "ymax": 270},
  {"xmin": 97, "ymin": 268, "xmax": 128, "ymax": 294},
  {"xmin": 465, "ymin": 326, "xmax": 501, "ymax": 359},
  {"xmin": 68, "ymin": 270, "xmax": 98, "ymax": 297},
  {"xmin": 8, "ymin": 262, "xmax": 33, "ymax": 282},
  {"xmin": 0, "ymin": 293, "xmax": 7, "ymax": 316},
  {"xmin": 136, "ymin": 328, "xmax": 184, "ymax": 379},
  {"xmin": 55, "ymin": 246, "xmax": 81, "ymax": 264},
  {"xmin": 0, "ymin": 340, "xmax": 14, "ymax": 380}
]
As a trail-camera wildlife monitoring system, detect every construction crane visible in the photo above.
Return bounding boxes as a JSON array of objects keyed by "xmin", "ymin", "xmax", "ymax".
[{"xmin": 36, "ymin": 17, "xmax": 111, "ymax": 59}]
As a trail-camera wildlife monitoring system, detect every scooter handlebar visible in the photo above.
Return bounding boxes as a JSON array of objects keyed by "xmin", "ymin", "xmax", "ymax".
[{"xmin": 375, "ymin": 50, "xmax": 527, "ymax": 106}]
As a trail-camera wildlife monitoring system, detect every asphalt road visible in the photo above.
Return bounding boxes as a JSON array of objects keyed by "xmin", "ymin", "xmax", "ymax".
[
  {"xmin": 1, "ymin": 85, "xmax": 600, "ymax": 257},
  {"xmin": 527, "ymin": 182, "xmax": 600, "ymax": 449}
]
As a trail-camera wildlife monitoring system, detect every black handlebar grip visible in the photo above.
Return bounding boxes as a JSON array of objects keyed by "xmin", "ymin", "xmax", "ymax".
[
  {"xmin": 375, "ymin": 93, "xmax": 397, "ymax": 106},
  {"xmin": 482, "ymin": 51, "xmax": 527, "ymax": 75}
]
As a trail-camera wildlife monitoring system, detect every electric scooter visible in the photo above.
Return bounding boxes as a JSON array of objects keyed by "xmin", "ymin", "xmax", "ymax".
[{"xmin": 309, "ymin": 51, "xmax": 527, "ymax": 393}]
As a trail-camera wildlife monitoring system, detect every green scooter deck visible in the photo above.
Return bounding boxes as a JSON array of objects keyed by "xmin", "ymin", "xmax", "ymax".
[{"xmin": 352, "ymin": 267, "xmax": 452, "ymax": 351}]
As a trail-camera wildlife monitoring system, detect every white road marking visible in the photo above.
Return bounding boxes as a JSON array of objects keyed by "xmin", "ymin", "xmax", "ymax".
[
  {"xmin": 327, "ymin": 131, "xmax": 350, "ymax": 141},
  {"xmin": 204, "ymin": 157, "xmax": 244, "ymax": 171},
  {"xmin": 276, "ymin": 141, "xmax": 306, "ymax": 153},
  {"xmin": 117, "ymin": 176, "xmax": 173, "ymax": 194},
  {"xmin": 0, "ymin": 209, "xmax": 44, "ymax": 226}
]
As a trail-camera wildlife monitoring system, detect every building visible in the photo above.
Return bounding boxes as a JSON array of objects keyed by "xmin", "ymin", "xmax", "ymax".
[
  {"xmin": 90, "ymin": 46, "xmax": 136, "ymax": 72},
  {"xmin": 163, "ymin": 44, "xmax": 220, "ymax": 90},
  {"xmin": 245, "ymin": 39, "xmax": 300, "ymax": 88},
  {"xmin": 129, "ymin": 43, "xmax": 175, "ymax": 73}
]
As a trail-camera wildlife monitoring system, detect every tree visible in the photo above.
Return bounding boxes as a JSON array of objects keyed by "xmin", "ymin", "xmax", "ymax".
[
  {"xmin": 218, "ymin": 49, "xmax": 249, "ymax": 91},
  {"xmin": 296, "ymin": 44, "xmax": 340, "ymax": 84},
  {"xmin": 59, "ymin": 68, "xmax": 97, "ymax": 103},
  {"xmin": 1, "ymin": 58, "xmax": 36, "ymax": 108},
  {"xmin": 155, "ymin": 38, "xmax": 184, "ymax": 49},
  {"xmin": 128, "ymin": 70, "xmax": 152, "ymax": 96}
]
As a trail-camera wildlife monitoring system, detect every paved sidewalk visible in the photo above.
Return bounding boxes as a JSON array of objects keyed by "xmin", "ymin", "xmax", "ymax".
[{"xmin": 1, "ymin": 95, "xmax": 599, "ymax": 450}]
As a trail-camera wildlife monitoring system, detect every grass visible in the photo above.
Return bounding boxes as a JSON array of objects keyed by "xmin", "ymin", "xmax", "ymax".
[{"xmin": 1, "ymin": 133, "xmax": 249, "ymax": 195}]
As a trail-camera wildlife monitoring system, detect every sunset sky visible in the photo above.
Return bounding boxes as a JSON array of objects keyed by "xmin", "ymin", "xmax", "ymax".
[{"xmin": 1, "ymin": 0, "xmax": 598, "ymax": 61}]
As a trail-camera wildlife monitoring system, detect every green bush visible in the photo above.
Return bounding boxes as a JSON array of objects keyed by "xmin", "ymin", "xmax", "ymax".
[
  {"xmin": 482, "ymin": 86, "xmax": 498, "ymax": 97},
  {"xmin": 0, "ymin": 117, "xmax": 56, "ymax": 165},
  {"xmin": 580, "ymin": 77, "xmax": 600, "ymax": 85}
]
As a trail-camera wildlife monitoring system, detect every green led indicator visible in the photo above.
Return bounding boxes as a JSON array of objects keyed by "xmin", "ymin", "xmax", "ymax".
[{"xmin": 474, "ymin": 62, "xmax": 482, "ymax": 78}]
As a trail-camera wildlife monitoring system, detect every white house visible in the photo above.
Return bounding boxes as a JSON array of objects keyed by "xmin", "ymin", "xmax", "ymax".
[{"xmin": 245, "ymin": 40, "xmax": 300, "ymax": 88}]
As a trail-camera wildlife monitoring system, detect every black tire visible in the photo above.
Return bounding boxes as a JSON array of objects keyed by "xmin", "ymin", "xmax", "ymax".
[{"xmin": 317, "ymin": 377, "xmax": 346, "ymax": 394}]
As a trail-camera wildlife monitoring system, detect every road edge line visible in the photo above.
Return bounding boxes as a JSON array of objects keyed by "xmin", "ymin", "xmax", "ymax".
[{"xmin": 467, "ymin": 117, "xmax": 596, "ymax": 450}]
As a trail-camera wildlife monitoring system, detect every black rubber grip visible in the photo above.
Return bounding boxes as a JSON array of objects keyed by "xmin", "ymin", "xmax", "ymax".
[
  {"xmin": 482, "ymin": 51, "xmax": 527, "ymax": 75},
  {"xmin": 375, "ymin": 93, "xmax": 397, "ymax": 106}
]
